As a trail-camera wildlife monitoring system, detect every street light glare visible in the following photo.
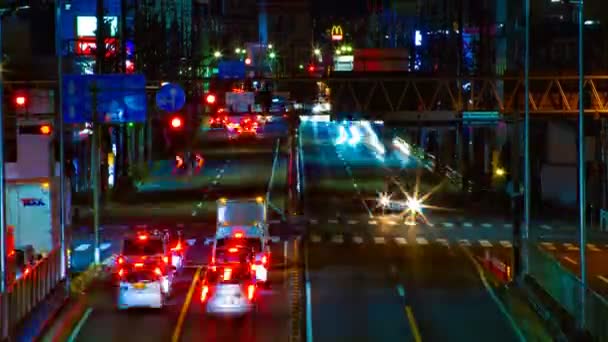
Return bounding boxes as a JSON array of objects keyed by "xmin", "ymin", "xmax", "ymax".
[
  {"xmin": 406, "ymin": 197, "xmax": 422, "ymax": 213},
  {"xmin": 213, "ymin": 51, "xmax": 221, "ymax": 58},
  {"xmin": 269, "ymin": 52, "xmax": 276, "ymax": 59},
  {"xmin": 314, "ymin": 48, "xmax": 321, "ymax": 55}
]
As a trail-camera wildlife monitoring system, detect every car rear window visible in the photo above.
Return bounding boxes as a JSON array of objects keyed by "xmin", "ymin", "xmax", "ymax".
[
  {"xmin": 206, "ymin": 266, "xmax": 250, "ymax": 284},
  {"xmin": 123, "ymin": 239, "xmax": 164, "ymax": 256},
  {"xmin": 125, "ymin": 271, "xmax": 157, "ymax": 283}
]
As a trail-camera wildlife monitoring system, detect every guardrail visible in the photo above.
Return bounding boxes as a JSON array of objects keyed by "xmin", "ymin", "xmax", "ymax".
[{"xmin": 528, "ymin": 242, "xmax": 608, "ymax": 340}]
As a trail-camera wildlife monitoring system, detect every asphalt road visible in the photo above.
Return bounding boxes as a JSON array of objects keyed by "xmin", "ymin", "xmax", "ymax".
[
  {"xmin": 67, "ymin": 122, "xmax": 295, "ymax": 342},
  {"xmin": 301, "ymin": 121, "xmax": 522, "ymax": 341}
]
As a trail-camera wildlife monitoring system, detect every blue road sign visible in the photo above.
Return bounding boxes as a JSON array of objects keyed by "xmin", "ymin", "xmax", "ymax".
[
  {"xmin": 218, "ymin": 61, "xmax": 246, "ymax": 79},
  {"xmin": 63, "ymin": 74, "xmax": 147, "ymax": 124},
  {"xmin": 156, "ymin": 83, "xmax": 186, "ymax": 112}
]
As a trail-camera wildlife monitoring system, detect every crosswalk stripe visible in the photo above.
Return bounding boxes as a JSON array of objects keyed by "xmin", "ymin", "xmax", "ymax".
[
  {"xmin": 387, "ymin": 220, "xmax": 398, "ymax": 226},
  {"xmin": 587, "ymin": 244, "xmax": 601, "ymax": 252},
  {"xmin": 458, "ymin": 239, "xmax": 471, "ymax": 246},
  {"xmin": 394, "ymin": 237, "xmax": 407, "ymax": 245},
  {"xmin": 479, "ymin": 240, "xmax": 492, "ymax": 247},
  {"xmin": 74, "ymin": 244, "xmax": 90, "ymax": 252},
  {"xmin": 347, "ymin": 220, "xmax": 358, "ymax": 225},
  {"xmin": 311, "ymin": 235, "xmax": 321, "ymax": 243},
  {"xmin": 100, "ymin": 243, "xmax": 112, "ymax": 251},
  {"xmin": 328, "ymin": 219, "xmax": 338, "ymax": 224},
  {"xmin": 564, "ymin": 243, "xmax": 579, "ymax": 251},
  {"xmin": 503, "ymin": 223, "xmax": 513, "ymax": 228},
  {"xmin": 332, "ymin": 235, "xmax": 344, "ymax": 244},
  {"xmin": 540, "ymin": 242, "xmax": 556, "ymax": 250},
  {"xmin": 374, "ymin": 237, "xmax": 386, "ymax": 244},
  {"xmin": 368, "ymin": 220, "xmax": 378, "ymax": 225},
  {"xmin": 481, "ymin": 223, "xmax": 493, "ymax": 228},
  {"xmin": 271, "ymin": 236, "xmax": 280, "ymax": 243},
  {"xmin": 442, "ymin": 222, "xmax": 454, "ymax": 228},
  {"xmin": 499, "ymin": 240, "xmax": 512, "ymax": 248},
  {"xmin": 416, "ymin": 237, "xmax": 428, "ymax": 245},
  {"xmin": 310, "ymin": 219, "xmax": 318, "ymax": 225},
  {"xmin": 436, "ymin": 238, "xmax": 449, "ymax": 246},
  {"xmin": 463, "ymin": 222, "xmax": 473, "ymax": 228},
  {"xmin": 353, "ymin": 236, "xmax": 363, "ymax": 244},
  {"xmin": 540, "ymin": 224, "xmax": 553, "ymax": 230}
]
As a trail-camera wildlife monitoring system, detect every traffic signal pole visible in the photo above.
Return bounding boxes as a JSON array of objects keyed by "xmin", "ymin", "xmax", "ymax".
[
  {"xmin": 93, "ymin": 0, "xmax": 104, "ymax": 265},
  {"xmin": 0, "ymin": 14, "xmax": 7, "ymax": 294}
]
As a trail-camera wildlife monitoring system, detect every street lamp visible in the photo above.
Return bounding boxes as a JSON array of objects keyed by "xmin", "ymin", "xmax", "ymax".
[
  {"xmin": 213, "ymin": 51, "xmax": 222, "ymax": 58},
  {"xmin": 235, "ymin": 48, "xmax": 241, "ymax": 54},
  {"xmin": 313, "ymin": 48, "xmax": 321, "ymax": 56},
  {"xmin": 268, "ymin": 43, "xmax": 273, "ymax": 49},
  {"xmin": 269, "ymin": 52, "xmax": 276, "ymax": 59},
  {"xmin": 0, "ymin": 4, "xmax": 30, "ymax": 293}
]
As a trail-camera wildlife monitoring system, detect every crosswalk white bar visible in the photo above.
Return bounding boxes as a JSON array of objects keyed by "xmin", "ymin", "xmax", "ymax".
[
  {"xmin": 394, "ymin": 237, "xmax": 407, "ymax": 245},
  {"xmin": 416, "ymin": 237, "xmax": 428, "ymax": 245},
  {"xmin": 463, "ymin": 222, "xmax": 473, "ymax": 228},
  {"xmin": 311, "ymin": 235, "xmax": 321, "ymax": 243},
  {"xmin": 353, "ymin": 236, "xmax": 364, "ymax": 244},
  {"xmin": 374, "ymin": 237, "xmax": 386, "ymax": 244},
  {"xmin": 347, "ymin": 220, "xmax": 358, "ymax": 225},
  {"xmin": 479, "ymin": 240, "xmax": 492, "ymax": 247},
  {"xmin": 499, "ymin": 240, "xmax": 512, "ymax": 248},
  {"xmin": 100, "ymin": 242, "xmax": 112, "ymax": 251},
  {"xmin": 331, "ymin": 235, "xmax": 344, "ymax": 244},
  {"xmin": 458, "ymin": 239, "xmax": 471, "ymax": 246},
  {"xmin": 74, "ymin": 244, "xmax": 91, "ymax": 252},
  {"xmin": 368, "ymin": 220, "xmax": 378, "ymax": 225},
  {"xmin": 481, "ymin": 223, "xmax": 493, "ymax": 228}
]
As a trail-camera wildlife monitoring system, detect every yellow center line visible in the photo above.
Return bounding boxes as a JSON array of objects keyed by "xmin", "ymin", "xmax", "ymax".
[
  {"xmin": 172, "ymin": 266, "xmax": 202, "ymax": 342},
  {"xmin": 405, "ymin": 306, "xmax": 422, "ymax": 342}
]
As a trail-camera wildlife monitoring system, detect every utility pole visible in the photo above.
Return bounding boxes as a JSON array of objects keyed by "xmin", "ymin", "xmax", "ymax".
[
  {"xmin": 522, "ymin": 0, "xmax": 531, "ymax": 278},
  {"xmin": 577, "ymin": 0, "xmax": 587, "ymax": 328},
  {"xmin": 93, "ymin": 0, "xmax": 105, "ymax": 264}
]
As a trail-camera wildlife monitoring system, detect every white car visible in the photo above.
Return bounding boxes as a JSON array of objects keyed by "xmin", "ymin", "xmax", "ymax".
[
  {"xmin": 117, "ymin": 268, "xmax": 165, "ymax": 309},
  {"xmin": 201, "ymin": 265, "xmax": 257, "ymax": 317}
]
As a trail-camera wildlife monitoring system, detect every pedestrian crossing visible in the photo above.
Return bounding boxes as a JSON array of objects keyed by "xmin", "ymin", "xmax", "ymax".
[{"xmin": 307, "ymin": 218, "xmax": 538, "ymax": 230}]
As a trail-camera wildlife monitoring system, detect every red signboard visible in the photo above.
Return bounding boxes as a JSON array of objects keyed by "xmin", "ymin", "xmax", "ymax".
[{"xmin": 75, "ymin": 37, "xmax": 118, "ymax": 57}]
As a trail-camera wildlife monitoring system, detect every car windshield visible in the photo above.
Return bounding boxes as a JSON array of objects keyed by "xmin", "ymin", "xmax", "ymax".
[
  {"xmin": 124, "ymin": 270, "xmax": 157, "ymax": 283},
  {"xmin": 122, "ymin": 239, "xmax": 164, "ymax": 256}
]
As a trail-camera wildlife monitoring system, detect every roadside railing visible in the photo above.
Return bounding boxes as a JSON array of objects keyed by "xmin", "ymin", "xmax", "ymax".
[
  {"xmin": 1, "ymin": 247, "xmax": 64, "ymax": 339},
  {"xmin": 528, "ymin": 242, "xmax": 608, "ymax": 340}
]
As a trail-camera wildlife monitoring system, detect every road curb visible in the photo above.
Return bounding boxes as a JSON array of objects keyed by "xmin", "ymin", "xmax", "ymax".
[{"xmin": 38, "ymin": 296, "xmax": 88, "ymax": 342}]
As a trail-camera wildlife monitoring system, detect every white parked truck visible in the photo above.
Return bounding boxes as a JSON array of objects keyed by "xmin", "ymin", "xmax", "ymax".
[{"xmin": 213, "ymin": 197, "xmax": 271, "ymax": 286}]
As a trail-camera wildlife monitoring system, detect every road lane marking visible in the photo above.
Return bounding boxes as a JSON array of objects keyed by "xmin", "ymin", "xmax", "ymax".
[
  {"xmin": 481, "ymin": 223, "xmax": 493, "ymax": 228},
  {"xmin": 540, "ymin": 224, "xmax": 552, "ymax": 230},
  {"xmin": 172, "ymin": 266, "xmax": 202, "ymax": 342},
  {"xmin": 587, "ymin": 244, "xmax": 601, "ymax": 252},
  {"xmin": 67, "ymin": 307, "xmax": 93, "ymax": 342},
  {"xmin": 442, "ymin": 222, "xmax": 454, "ymax": 228},
  {"xmin": 598, "ymin": 275, "xmax": 608, "ymax": 284},
  {"xmin": 74, "ymin": 244, "xmax": 90, "ymax": 252},
  {"xmin": 499, "ymin": 241, "xmax": 513, "ymax": 248},
  {"xmin": 395, "ymin": 237, "xmax": 407, "ymax": 245},
  {"xmin": 387, "ymin": 220, "xmax": 398, "ymax": 226},
  {"xmin": 310, "ymin": 235, "xmax": 321, "ymax": 243},
  {"xmin": 540, "ymin": 242, "xmax": 556, "ymax": 250},
  {"xmin": 405, "ymin": 306, "xmax": 422, "ymax": 342},
  {"xmin": 215, "ymin": 174, "xmax": 221, "ymax": 179},
  {"xmin": 347, "ymin": 220, "xmax": 358, "ymax": 225},
  {"xmin": 479, "ymin": 240, "xmax": 492, "ymax": 248},
  {"xmin": 564, "ymin": 243, "xmax": 579, "ymax": 251},
  {"xmin": 436, "ymin": 238, "xmax": 449, "ymax": 246},
  {"xmin": 310, "ymin": 219, "xmax": 318, "ymax": 225},
  {"xmin": 368, "ymin": 220, "xmax": 378, "ymax": 225},
  {"xmin": 416, "ymin": 237, "xmax": 428, "ymax": 245},
  {"xmin": 396, "ymin": 285, "xmax": 405, "ymax": 297},
  {"xmin": 305, "ymin": 241, "xmax": 313, "ymax": 342},
  {"xmin": 374, "ymin": 237, "xmax": 386, "ymax": 244},
  {"xmin": 328, "ymin": 219, "xmax": 338, "ymax": 224},
  {"xmin": 331, "ymin": 235, "xmax": 343, "ymax": 244},
  {"xmin": 271, "ymin": 236, "xmax": 281, "ymax": 243},
  {"xmin": 460, "ymin": 246, "xmax": 526, "ymax": 341},
  {"xmin": 459, "ymin": 239, "xmax": 471, "ymax": 246},
  {"xmin": 503, "ymin": 223, "xmax": 513, "ymax": 228},
  {"xmin": 100, "ymin": 243, "xmax": 111, "ymax": 251},
  {"xmin": 353, "ymin": 236, "xmax": 363, "ymax": 244},
  {"xmin": 563, "ymin": 256, "xmax": 578, "ymax": 265},
  {"xmin": 463, "ymin": 222, "xmax": 473, "ymax": 228}
]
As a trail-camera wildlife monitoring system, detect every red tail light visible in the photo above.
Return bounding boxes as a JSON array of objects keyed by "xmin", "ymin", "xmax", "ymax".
[
  {"xmin": 138, "ymin": 234, "xmax": 148, "ymax": 241},
  {"xmin": 262, "ymin": 255, "xmax": 268, "ymax": 265},
  {"xmin": 118, "ymin": 269, "xmax": 125, "ymax": 277},
  {"xmin": 134, "ymin": 263, "xmax": 144, "ymax": 268},
  {"xmin": 223, "ymin": 268, "xmax": 232, "ymax": 280},
  {"xmin": 229, "ymin": 247, "xmax": 238, "ymax": 253},
  {"xmin": 172, "ymin": 242, "xmax": 182, "ymax": 251},
  {"xmin": 251, "ymin": 264, "xmax": 257, "ymax": 271},
  {"xmin": 154, "ymin": 267, "xmax": 162, "ymax": 276},
  {"xmin": 234, "ymin": 233, "xmax": 243, "ymax": 238},
  {"xmin": 117, "ymin": 256, "xmax": 125, "ymax": 265},
  {"xmin": 163, "ymin": 256, "xmax": 169, "ymax": 264},
  {"xmin": 201, "ymin": 285, "xmax": 209, "ymax": 302},
  {"xmin": 247, "ymin": 284, "xmax": 255, "ymax": 301}
]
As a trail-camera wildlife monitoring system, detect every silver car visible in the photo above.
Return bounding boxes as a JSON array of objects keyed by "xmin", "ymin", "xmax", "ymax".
[{"xmin": 200, "ymin": 265, "xmax": 257, "ymax": 317}]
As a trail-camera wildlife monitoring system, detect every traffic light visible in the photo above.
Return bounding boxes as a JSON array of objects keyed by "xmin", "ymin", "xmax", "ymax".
[
  {"xmin": 19, "ymin": 124, "xmax": 53, "ymax": 135},
  {"xmin": 205, "ymin": 94, "xmax": 216, "ymax": 105},
  {"xmin": 308, "ymin": 65, "xmax": 315, "ymax": 72},
  {"xmin": 170, "ymin": 116, "xmax": 183, "ymax": 129}
]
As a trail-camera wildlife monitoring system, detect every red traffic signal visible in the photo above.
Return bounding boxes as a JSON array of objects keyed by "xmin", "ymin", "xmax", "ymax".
[
  {"xmin": 15, "ymin": 96, "xmax": 26, "ymax": 107},
  {"xmin": 308, "ymin": 65, "xmax": 315, "ymax": 72},
  {"xmin": 205, "ymin": 94, "xmax": 216, "ymax": 104},
  {"xmin": 170, "ymin": 116, "xmax": 183, "ymax": 129}
]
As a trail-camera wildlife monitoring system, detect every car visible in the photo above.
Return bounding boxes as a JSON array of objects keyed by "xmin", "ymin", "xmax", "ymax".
[
  {"xmin": 200, "ymin": 264, "xmax": 257, "ymax": 317},
  {"xmin": 210, "ymin": 111, "xmax": 229, "ymax": 129},
  {"xmin": 116, "ymin": 231, "xmax": 176, "ymax": 294},
  {"xmin": 227, "ymin": 115, "xmax": 259, "ymax": 140},
  {"xmin": 117, "ymin": 267, "xmax": 165, "ymax": 310},
  {"xmin": 214, "ymin": 237, "xmax": 270, "ymax": 287}
]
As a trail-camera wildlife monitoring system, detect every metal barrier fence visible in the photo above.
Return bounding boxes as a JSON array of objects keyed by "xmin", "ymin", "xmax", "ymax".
[
  {"xmin": 528, "ymin": 242, "xmax": 608, "ymax": 340},
  {"xmin": 1, "ymin": 247, "xmax": 64, "ymax": 339},
  {"xmin": 266, "ymin": 138, "xmax": 286, "ymax": 220}
]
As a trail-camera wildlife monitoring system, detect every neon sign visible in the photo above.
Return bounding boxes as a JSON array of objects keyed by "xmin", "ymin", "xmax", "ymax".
[
  {"xmin": 75, "ymin": 37, "xmax": 118, "ymax": 57},
  {"xmin": 331, "ymin": 25, "xmax": 343, "ymax": 41}
]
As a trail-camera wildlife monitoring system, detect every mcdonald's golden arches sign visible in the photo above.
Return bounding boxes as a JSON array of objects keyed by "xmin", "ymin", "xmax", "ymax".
[{"xmin": 331, "ymin": 25, "xmax": 343, "ymax": 41}]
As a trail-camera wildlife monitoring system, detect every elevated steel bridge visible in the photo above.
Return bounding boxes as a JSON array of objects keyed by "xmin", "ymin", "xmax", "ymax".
[{"xmin": 6, "ymin": 75, "xmax": 608, "ymax": 117}]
